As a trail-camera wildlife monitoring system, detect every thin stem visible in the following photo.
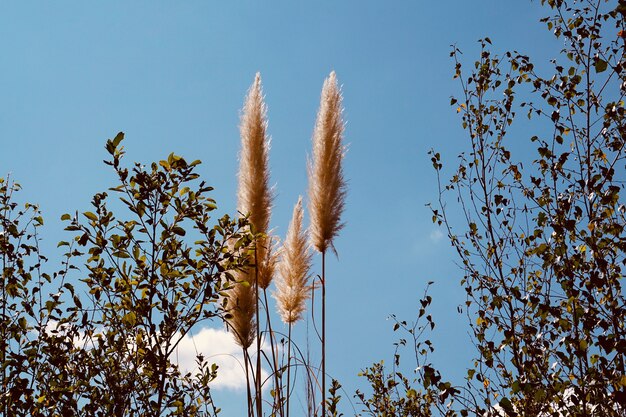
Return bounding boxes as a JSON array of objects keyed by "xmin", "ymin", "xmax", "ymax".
[
  {"xmin": 244, "ymin": 349, "xmax": 254, "ymax": 417},
  {"xmin": 263, "ymin": 288, "xmax": 283, "ymax": 416},
  {"xmin": 286, "ymin": 323, "xmax": 292, "ymax": 417},
  {"xmin": 321, "ymin": 251, "xmax": 326, "ymax": 417},
  {"xmin": 306, "ymin": 301, "xmax": 315, "ymax": 417},
  {"xmin": 255, "ymin": 250, "xmax": 262, "ymax": 417}
]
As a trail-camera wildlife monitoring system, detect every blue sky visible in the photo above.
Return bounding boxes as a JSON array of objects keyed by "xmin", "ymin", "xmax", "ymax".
[{"xmin": 1, "ymin": 1, "xmax": 560, "ymax": 415}]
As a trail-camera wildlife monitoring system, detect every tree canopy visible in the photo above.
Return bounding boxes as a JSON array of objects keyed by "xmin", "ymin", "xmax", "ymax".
[
  {"xmin": 359, "ymin": 1, "xmax": 626, "ymax": 416},
  {"xmin": 1, "ymin": 134, "xmax": 252, "ymax": 416}
]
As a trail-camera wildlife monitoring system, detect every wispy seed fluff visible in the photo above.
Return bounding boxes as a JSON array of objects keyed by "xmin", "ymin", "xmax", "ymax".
[
  {"xmin": 227, "ymin": 73, "xmax": 274, "ymax": 347},
  {"xmin": 275, "ymin": 197, "xmax": 312, "ymax": 324},
  {"xmin": 227, "ymin": 275, "xmax": 256, "ymax": 349},
  {"xmin": 308, "ymin": 71, "xmax": 347, "ymax": 254},
  {"xmin": 237, "ymin": 73, "xmax": 275, "ymax": 289}
]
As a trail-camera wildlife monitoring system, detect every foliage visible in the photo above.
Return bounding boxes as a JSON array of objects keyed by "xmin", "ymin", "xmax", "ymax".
[
  {"xmin": 361, "ymin": 0, "xmax": 625, "ymax": 416},
  {"xmin": 328, "ymin": 379, "xmax": 344, "ymax": 417},
  {"xmin": 0, "ymin": 133, "xmax": 252, "ymax": 416},
  {"xmin": 355, "ymin": 288, "xmax": 456, "ymax": 417},
  {"xmin": 0, "ymin": 176, "xmax": 51, "ymax": 416}
]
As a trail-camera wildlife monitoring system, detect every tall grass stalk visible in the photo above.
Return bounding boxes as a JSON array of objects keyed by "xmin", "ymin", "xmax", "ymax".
[
  {"xmin": 263, "ymin": 284, "xmax": 283, "ymax": 415},
  {"xmin": 231, "ymin": 71, "xmax": 346, "ymax": 417},
  {"xmin": 256, "ymin": 236, "xmax": 282, "ymax": 415},
  {"xmin": 308, "ymin": 71, "xmax": 346, "ymax": 416},
  {"xmin": 275, "ymin": 196, "xmax": 312, "ymax": 417},
  {"xmin": 237, "ymin": 73, "xmax": 274, "ymax": 417},
  {"xmin": 254, "ymin": 256, "xmax": 262, "ymax": 417},
  {"xmin": 286, "ymin": 323, "xmax": 293, "ymax": 417},
  {"xmin": 244, "ymin": 349, "xmax": 253, "ymax": 417}
]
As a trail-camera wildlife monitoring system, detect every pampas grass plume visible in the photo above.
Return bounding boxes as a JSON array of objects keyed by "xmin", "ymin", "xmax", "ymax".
[
  {"xmin": 308, "ymin": 71, "xmax": 347, "ymax": 254},
  {"xmin": 237, "ymin": 73, "xmax": 275, "ymax": 289},
  {"xmin": 228, "ymin": 72, "xmax": 274, "ymax": 347},
  {"xmin": 228, "ymin": 276, "xmax": 256, "ymax": 349},
  {"xmin": 275, "ymin": 197, "xmax": 312, "ymax": 324},
  {"xmin": 238, "ymin": 72, "xmax": 272, "ymax": 236}
]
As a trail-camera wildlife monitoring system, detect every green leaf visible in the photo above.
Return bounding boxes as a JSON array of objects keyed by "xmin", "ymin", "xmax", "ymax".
[
  {"xmin": 61, "ymin": 213, "xmax": 71, "ymax": 221},
  {"xmin": 18, "ymin": 317, "xmax": 28, "ymax": 330},
  {"xmin": 499, "ymin": 397, "xmax": 514, "ymax": 414},
  {"xmin": 172, "ymin": 226, "xmax": 186, "ymax": 236},
  {"xmin": 83, "ymin": 212, "xmax": 98, "ymax": 221},
  {"xmin": 159, "ymin": 160, "xmax": 171, "ymax": 171},
  {"xmin": 78, "ymin": 233, "xmax": 89, "ymax": 246},
  {"xmin": 595, "ymin": 58, "xmax": 608, "ymax": 73},
  {"xmin": 122, "ymin": 312, "xmax": 137, "ymax": 327},
  {"xmin": 511, "ymin": 380, "xmax": 521, "ymax": 393},
  {"xmin": 112, "ymin": 131, "xmax": 124, "ymax": 147}
]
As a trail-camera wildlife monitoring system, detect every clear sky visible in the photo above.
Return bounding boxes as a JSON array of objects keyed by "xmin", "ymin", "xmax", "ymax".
[{"xmin": 1, "ymin": 1, "xmax": 560, "ymax": 415}]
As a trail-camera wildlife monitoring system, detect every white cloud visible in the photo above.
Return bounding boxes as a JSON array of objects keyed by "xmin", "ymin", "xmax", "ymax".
[
  {"xmin": 43, "ymin": 319, "xmax": 97, "ymax": 350},
  {"xmin": 45, "ymin": 320, "xmax": 268, "ymax": 392},
  {"xmin": 172, "ymin": 326, "xmax": 270, "ymax": 391}
]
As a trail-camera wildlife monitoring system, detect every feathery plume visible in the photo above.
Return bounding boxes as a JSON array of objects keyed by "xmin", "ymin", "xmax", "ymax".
[
  {"xmin": 237, "ymin": 72, "xmax": 275, "ymax": 288},
  {"xmin": 227, "ymin": 275, "xmax": 256, "ymax": 349},
  {"xmin": 238, "ymin": 72, "xmax": 272, "ymax": 235},
  {"xmin": 308, "ymin": 71, "xmax": 347, "ymax": 254},
  {"xmin": 227, "ymin": 73, "xmax": 274, "ymax": 348},
  {"xmin": 275, "ymin": 197, "xmax": 312, "ymax": 324}
]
